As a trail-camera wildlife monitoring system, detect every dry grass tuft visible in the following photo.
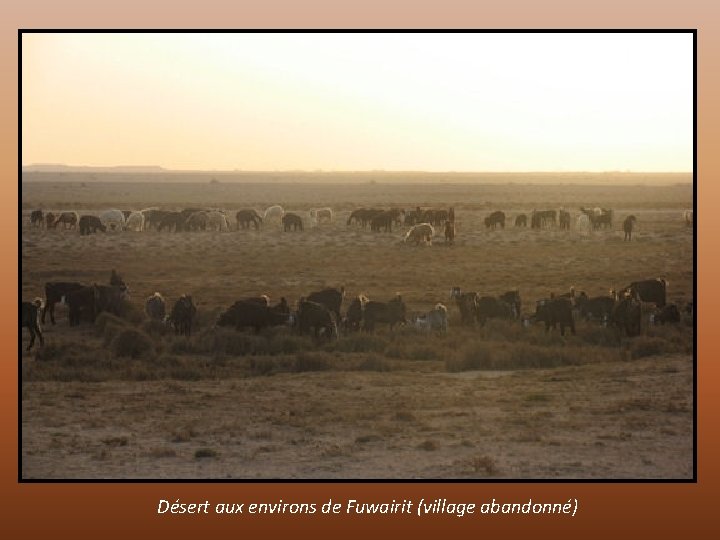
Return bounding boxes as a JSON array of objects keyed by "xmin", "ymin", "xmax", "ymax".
[
  {"xmin": 524, "ymin": 393, "xmax": 552, "ymax": 403},
  {"xmin": 142, "ymin": 319, "xmax": 172, "ymax": 338},
  {"xmin": 111, "ymin": 328, "xmax": 155, "ymax": 359},
  {"xmin": 171, "ymin": 427, "xmax": 198, "ymax": 443},
  {"xmin": 115, "ymin": 299, "xmax": 145, "ymax": 324},
  {"xmin": 446, "ymin": 342, "xmax": 496, "ymax": 372},
  {"xmin": 295, "ymin": 352, "xmax": 332, "ymax": 372},
  {"xmin": 578, "ymin": 326, "xmax": 620, "ymax": 347},
  {"xmin": 468, "ymin": 455, "xmax": 498, "ymax": 475},
  {"xmin": 356, "ymin": 434, "xmax": 383, "ymax": 443},
  {"xmin": 505, "ymin": 343, "xmax": 583, "ymax": 369},
  {"xmin": 357, "ymin": 355, "xmax": 392, "ymax": 372},
  {"xmin": 418, "ymin": 440, "xmax": 439, "ymax": 451},
  {"xmin": 202, "ymin": 329, "xmax": 269, "ymax": 356},
  {"xmin": 631, "ymin": 336, "xmax": 673, "ymax": 359},
  {"xmin": 332, "ymin": 334, "xmax": 389, "ymax": 353},
  {"xmin": 145, "ymin": 447, "xmax": 177, "ymax": 458},
  {"xmin": 102, "ymin": 436, "xmax": 129, "ymax": 447},
  {"xmin": 33, "ymin": 341, "xmax": 75, "ymax": 363},
  {"xmin": 194, "ymin": 448, "xmax": 218, "ymax": 459}
]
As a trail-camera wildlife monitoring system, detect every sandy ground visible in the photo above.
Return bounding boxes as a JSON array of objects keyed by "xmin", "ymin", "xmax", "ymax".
[{"xmin": 22, "ymin": 354, "xmax": 692, "ymax": 479}]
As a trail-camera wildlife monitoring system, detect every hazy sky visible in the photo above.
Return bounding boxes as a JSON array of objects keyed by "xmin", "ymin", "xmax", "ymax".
[{"xmin": 22, "ymin": 32, "xmax": 693, "ymax": 172}]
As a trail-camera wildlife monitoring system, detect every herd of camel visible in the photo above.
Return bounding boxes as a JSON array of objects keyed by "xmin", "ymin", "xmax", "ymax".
[
  {"xmin": 21, "ymin": 266, "xmax": 690, "ymax": 353},
  {"xmin": 26, "ymin": 205, "xmax": 693, "ymax": 246}
]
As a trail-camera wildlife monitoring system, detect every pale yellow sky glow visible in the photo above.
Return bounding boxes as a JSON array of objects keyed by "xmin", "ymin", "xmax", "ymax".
[{"xmin": 22, "ymin": 32, "xmax": 693, "ymax": 172}]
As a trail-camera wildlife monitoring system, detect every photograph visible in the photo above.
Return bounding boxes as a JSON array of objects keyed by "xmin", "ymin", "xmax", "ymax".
[{"xmin": 20, "ymin": 31, "xmax": 694, "ymax": 480}]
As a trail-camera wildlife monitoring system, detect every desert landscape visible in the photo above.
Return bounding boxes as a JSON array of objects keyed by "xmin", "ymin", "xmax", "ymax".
[{"xmin": 20, "ymin": 174, "xmax": 694, "ymax": 479}]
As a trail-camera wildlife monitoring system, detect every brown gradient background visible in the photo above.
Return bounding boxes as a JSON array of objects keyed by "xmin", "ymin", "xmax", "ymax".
[{"xmin": 5, "ymin": 1, "xmax": 712, "ymax": 537}]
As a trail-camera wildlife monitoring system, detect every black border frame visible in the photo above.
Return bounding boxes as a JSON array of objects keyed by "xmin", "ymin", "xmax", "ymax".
[{"xmin": 18, "ymin": 28, "xmax": 698, "ymax": 483}]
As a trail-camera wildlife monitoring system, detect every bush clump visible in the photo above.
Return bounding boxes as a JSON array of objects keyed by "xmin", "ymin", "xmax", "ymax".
[
  {"xmin": 115, "ymin": 299, "xmax": 145, "ymax": 325},
  {"xmin": 142, "ymin": 319, "xmax": 172, "ymax": 338},
  {"xmin": 294, "ymin": 352, "xmax": 332, "ymax": 372},
  {"xmin": 194, "ymin": 448, "xmax": 218, "ymax": 459},
  {"xmin": 446, "ymin": 341, "xmax": 588, "ymax": 372},
  {"xmin": 205, "ymin": 330, "xmax": 269, "ymax": 356},
  {"xmin": 446, "ymin": 343, "xmax": 497, "ymax": 372},
  {"xmin": 33, "ymin": 342, "xmax": 74, "ymax": 363},
  {"xmin": 111, "ymin": 328, "xmax": 155, "ymax": 359},
  {"xmin": 578, "ymin": 325, "xmax": 620, "ymax": 347},
  {"xmin": 357, "ymin": 355, "xmax": 392, "ymax": 372},
  {"xmin": 479, "ymin": 319, "xmax": 525, "ymax": 342},
  {"xmin": 630, "ymin": 336, "xmax": 671, "ymax": 359},
  {"xmin": 95, "ymin": 312, "xmax": 128, "ymax": 332},
  {"xmin": 332, "ymin": 334, "xmax": 388, "ymax": 353},
  {"xmin": 195, "ymin": 329, "xmax": 313, "ymax": 357},
  {"xmin": 95, "ymin": 312, "xmax": 131, "ymax": 345},
  {"xmin": 248, "ymin": 356, "xmax": 295, "ymax": 376},
  {"xmin": 268, "ymin": 335, "xmax": 314, "ymax": 355},
  {"xmin": 505, "ymin": 343, "xmax": 581, "ymax": 369}
]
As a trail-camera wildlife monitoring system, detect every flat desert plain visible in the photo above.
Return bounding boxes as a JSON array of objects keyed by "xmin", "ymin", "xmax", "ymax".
[{"xmin": 20, "ymin": 176, "xmax": 694, "ymax": 479}]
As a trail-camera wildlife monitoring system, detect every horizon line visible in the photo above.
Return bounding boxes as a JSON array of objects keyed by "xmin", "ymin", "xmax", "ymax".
[{"xmin": 22, "ymin": 165, "xmax": 694, "ymax": 175}]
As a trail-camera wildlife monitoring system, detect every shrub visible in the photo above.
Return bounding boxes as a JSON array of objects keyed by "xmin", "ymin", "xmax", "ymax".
[
  {"xmin": 95, "ymin": 312, "xmax": 127, "ymax": 333},
  {"xmin": 102, "ymin": 436, "xmax": 129, "ymax": 447},
  {"xmin": 294, "ymin": 352, "xmax": 332, "ymax": 372},
  {"xmin": 446, "ymin": 343, "xmax": 497, "ymax": 372},
  {"xmin": 506, "ymin": 343, "xmax": 581, "ymax": 369},
  {"xmin": 407, "ymin": 346, "xmax": 441, "ymax": 361},
  {"xmin": 115, "ymin": 299, "xmax": 145, "ymax": 324},
  {"xmin": 194, "ymin": 448, "xmax": 218, "ymax": 459},
  {"xmin": 631, "ymin": 336, "xmax": 671, "ymax": 359},
  {"xmin": 111, "ymin": 328, "xmax": 155, "ymax": 359},
  {"xmin": 525, "ymin": 330, "xmax": 567, "ymax": 348},
  {"xmin": 169, "ymin": 336, "xmax": 203, "ymax": 354},
  {"xmin": 248, "ymin": 357, "xmax": 278, "ymax": 376},
  {"xmin": 333, "ymin": 334, "xmax": 388, "ymax": 353},
  {"xmin": 269, "ymin": 335, "xmax": 313, "ymax": 355},
  {"xmin": 357, "ymin": 355, "xmax": 392, "ymax": 372},
  {"xmin": 121, "ymin": 360, "xmax": 154, "ymax": 381},
  {"xmin": 384, "ymin": 342, "xmax": 406, "ymax": 358},
  {"xmin": 33, "ymin": 342, "xmax": 74, "ymax": 363},
  {"xmin": 204, "ymin": 329, "xmax": 269, "ymax": 356},
  {"xmin": 194, "ymin": 328, "xmax": 313, "ymax": 357},
  {"xmin": 468, "ymin": 455, "xmax": 498, "ymax": 475},
  {"xmin": 168, "ymin": 366, "xmax": 206, "ymax": 381},
  {"xmin": 578, "ymin": 325, "xmax": 619, "ymax": 347},
  {"xmin": 645, "ymin": 325, "xmax": 693, "ymax": 354},
  {"xmin": 26, "ymin": 345, "xmax": 115, "ymax": 382},
  {"xmin": 193, "ymin": 307, "xmax": 223, "ymax": 330},
  {"xmin": 142, "ymin": 319, "xmax": 172, "ymax": 338},
  {"xmin": 479, "ymin": 319, "xmax": 525, "ymax": 342},
  {"xmin": 418, "ymin": 440, "xmax": 438, "ymax": 451},
  {"xmin": 247, "ymin": 356, "xmax": 296, "ymax": 376},
  {"xmin": 146, "ymin": 447, "xmax": 177, "ymax": 458},
  {"xmin": 95, "ymin": 312, "xmax": 131, "ymax": 345},
  {"xmin": 446, "ymin": 341, "xmax": 589, "ymax": 372}
]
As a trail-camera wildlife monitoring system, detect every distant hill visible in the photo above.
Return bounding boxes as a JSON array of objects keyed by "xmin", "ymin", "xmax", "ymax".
[{"xmin": 22, "ymin": 164, "xmax": 166, "ymax": 173}]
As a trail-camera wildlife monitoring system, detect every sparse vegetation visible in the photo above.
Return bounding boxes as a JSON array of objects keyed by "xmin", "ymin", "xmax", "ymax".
[
  {"xmin": 294, "ymin": 352, "xmax": 332, "ymax": 372},
  {"xmin": 446, "ymin": 342, "xmax": 496, "ymax": 372},
  {"xmin": 468, "ymin": 455, "xmax": 498, "ymax": 475},
  {"xmin": 110, "ymin": 328, "xmax": 155, "ymax": 359},
  {"xmin": 102, "ymin": 436, "xmax": 129, "ymax": 447},
  {"xmin": 631, "ymin": 336, "xmax": 673, "ymax": 359},
  {"xmin": 357, "ymin": 355, "xmax": 392, "ymax": 372},
  {"xmin": 418, "ymin": 440, "xmax": 438, "ymax": 451},
  {"xmin": 194, "ymin": 448, "xmax": 218, "ymax": 459}
]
